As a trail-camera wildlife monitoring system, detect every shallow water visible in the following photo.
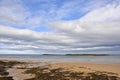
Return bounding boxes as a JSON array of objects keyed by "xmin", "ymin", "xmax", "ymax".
[{"xmin": 0, "ymin": 54, "xmax": 120, "ymax": 64}]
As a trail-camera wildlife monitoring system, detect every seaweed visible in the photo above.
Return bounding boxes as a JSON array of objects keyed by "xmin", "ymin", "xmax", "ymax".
[
  {"xmin": 24, "ymin": 67, "xmax": 120, "ymax": 80},
  {"xmin": 0, "ymin": 60, "xmax": 25, "ymax": 80},
  {"xmin": 0, "ymin": 77, "xmax": 14, "ymax": 80}
]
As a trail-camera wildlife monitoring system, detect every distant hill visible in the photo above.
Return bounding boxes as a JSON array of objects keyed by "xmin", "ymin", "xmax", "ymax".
[
  {"xmin": 42, "ymin": 54, "xmax": 110, "ymax": 56},
  {"xmin": 42, "ymin": 54, "xmax": 63, "ymax": 56},
  {"xmin": 65, "ymin": 54, "xmax": 110, "ymax": 56}
]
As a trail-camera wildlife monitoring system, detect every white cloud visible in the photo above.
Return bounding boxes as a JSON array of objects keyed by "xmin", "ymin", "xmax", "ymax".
[
  {"xmin": 0, "ymin": 25, "xmax": 77, "ymax": 53},
  {"xmin": 47, "ymin": 1, "xmax": 120, "ymax": 53},
  {"xmin": 0, "ymin": 0, "xmax": 113, "ymax": 29},
  {"xmin": 80, "ymin": 3, "xmax": 120, "ymax": 22},
  {"xmin": 0, "ymin": 0, "xmax": 27, "ymax": 22},
  {"xmin": 0, "ymin": 0, "xmax": 120, "ymax": 54}
]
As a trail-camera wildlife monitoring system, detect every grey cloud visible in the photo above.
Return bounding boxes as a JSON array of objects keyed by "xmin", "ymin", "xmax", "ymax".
[
  {"xmin": 0, "ymin": 25, "xmax": 75, "ymax": 53},
  {"xmin": 0, "ymin": 24, "xmax": 120, "ymax": 54}
]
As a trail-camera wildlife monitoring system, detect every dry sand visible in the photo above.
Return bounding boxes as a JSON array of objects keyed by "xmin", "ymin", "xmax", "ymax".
[{"xmin": 48, "ymin": 62, "xmax": 120, "ymax": 76}]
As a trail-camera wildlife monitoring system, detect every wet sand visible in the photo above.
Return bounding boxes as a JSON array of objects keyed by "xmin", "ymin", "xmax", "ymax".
[{"xmin": 8, "ymin": 68, "xmax": 34, "ymax": 80}]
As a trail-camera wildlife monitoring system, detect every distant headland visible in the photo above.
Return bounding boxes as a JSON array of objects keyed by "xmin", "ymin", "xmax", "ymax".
[{"xmin": 42, "ymin": 54, "xmax": 110, "ymax": 56}]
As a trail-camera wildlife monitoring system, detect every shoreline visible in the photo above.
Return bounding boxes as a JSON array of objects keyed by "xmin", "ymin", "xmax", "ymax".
[
  {"xmin": 0, "ymin": 59, "xmax": 120, "ymax": 80},
  {"xmin": 0, "ymin": 57, "xmax": 120, "ymax": 64}
]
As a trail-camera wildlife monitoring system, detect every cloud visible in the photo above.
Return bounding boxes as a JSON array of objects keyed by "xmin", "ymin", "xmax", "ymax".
[
  {"xmin": 48, "ymin": 1, "xmax": 120, "ymax": 53},
  {"xmin": 0, "ymin": 22, "xmax": 120, "ymax": 53},
  {"xmin": 0, "ymin": 25, "xmax": 76, "ymax": 53},
  {"xmin": 0, "ymin": 0, "xmax": 26, "ymax": 21},
  {"xmin": 80, "ymin": 2, "xmax": 120, "ymax": 21},
  {"xmin": 0, "ymin": 0, "xmax": 113, "ymax": 29},
  {"xmin": 0, "ymin": 0, "xmax": 120, "ymax": 54}
]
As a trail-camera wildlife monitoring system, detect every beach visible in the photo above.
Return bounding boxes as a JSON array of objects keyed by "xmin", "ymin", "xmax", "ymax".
[
  {"xmin": 0, "ymin": 58, "xmax": 120, "ymax": 80},
  {"xmin": 1, "ymin": 0, "xmax": 120, "ymax": 79}
]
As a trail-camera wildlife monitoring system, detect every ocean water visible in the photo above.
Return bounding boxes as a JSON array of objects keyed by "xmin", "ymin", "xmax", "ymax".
[{"xmin": 0, "ymin": 54, "xmax": 120, "ymax": 64}]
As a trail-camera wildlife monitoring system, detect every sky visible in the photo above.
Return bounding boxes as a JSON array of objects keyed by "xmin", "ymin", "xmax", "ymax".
[{"xmin": 0, "ymin": 0, "xmax": 120, "ymax": 54}]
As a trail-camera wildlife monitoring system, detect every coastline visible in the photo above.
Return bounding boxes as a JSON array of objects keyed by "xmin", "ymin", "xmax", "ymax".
[
  {"xmin": 0, "ymin": 58, "xmax": 120, "ymax": 80},
  {"xmin": 0, "ymin": 54, "xmax": 120, "ymax": 64},
  {"xmin": 0, "ymin": 55, "xmax": 120, "ymax": 64}
]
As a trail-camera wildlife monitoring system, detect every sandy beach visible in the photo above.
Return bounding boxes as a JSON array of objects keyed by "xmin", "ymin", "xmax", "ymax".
[
  {"xmin": 49, "ymin": 63, "xmax": 120, "ymax": 73},
  {"xmin": 0, "ymin": 59, "xmax": 120, "ymax": 80}
]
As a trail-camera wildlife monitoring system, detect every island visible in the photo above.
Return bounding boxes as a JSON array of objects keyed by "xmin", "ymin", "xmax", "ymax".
[{"xmin": 65, "ymin": 54, "xmax": 110, "ymax": 56}]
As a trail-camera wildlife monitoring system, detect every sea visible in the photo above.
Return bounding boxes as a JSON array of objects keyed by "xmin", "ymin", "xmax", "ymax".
[{"xmin": 0, "ymin": 54, "xmax": 120, "ymax": 64}]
